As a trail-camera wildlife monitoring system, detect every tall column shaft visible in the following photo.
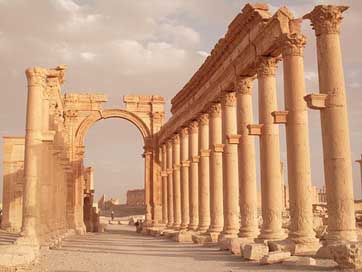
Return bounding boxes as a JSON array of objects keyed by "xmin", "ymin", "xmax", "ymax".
[
  {"xmin": 357, "ymin": 155, "xmax": 362, "ymax": 197},
  {"xmin": 21, "ymin": 67, "xmax": 47, "ymax": 243},
  {"xmin": 188, "ymin": 121, "xmax": 199, "ymax": 230},
  {"xmin": 257, "ymin": 57, "xmax": 284, "ymax": 240},
  {"xmin": 236, "ymin": 77, "xmax": 258, "ymax": 238},
  {"xmin": 221, "ymin": 91, "xmax": 240, "ymax": 237},
  {"xmin": 180, "ymin": 127, "xmax": 190, "ymax": 229},
  {"xmin": 172, "ymin": 134, "xmax": 182, "ymax": 229},
  {"xmin": 166, "ymin": 140, "xmax": 174, "ymax": 227},
  {"xmin": 161, "ymin": 144, "xmax": 168, "ymax": 225},
  {"xmin": 305, "ymin": 5, "xmax": 356, "ymax": 242},
  {"xmin": 208, "ymin": 103, "xmax": 224, "ymax": 234},
  {"xmin": 282, "ymin": 34, "xmax": 317, "ymax": 243},
  {"xmin": 198, "ymin": 114, "xmax": 210, "ymax": 232},
  {"xmin": 144, "ymin": 150, "xmax": 152, "ymax": 225}
]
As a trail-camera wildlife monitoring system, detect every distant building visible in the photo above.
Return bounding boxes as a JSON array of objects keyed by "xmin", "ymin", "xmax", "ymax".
[{"xmin": 127, "ymin": 189, "xmax": 145, "ymax": 206}]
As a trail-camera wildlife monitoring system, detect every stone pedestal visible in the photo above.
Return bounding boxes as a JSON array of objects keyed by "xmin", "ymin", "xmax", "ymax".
[
  {"xmin": 197, "ymin": 114, "xmax": 210, "ymax": 233},
  {"xmin": 304, "ymin": 5, "xmax": 357, "ymax": 243}
]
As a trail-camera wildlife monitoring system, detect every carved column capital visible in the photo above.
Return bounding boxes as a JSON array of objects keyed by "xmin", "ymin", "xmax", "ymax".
[
  {"xmin": 172, "ymin": 133, "xmax": 180, "ymax": 144},
  {"xmin": 257, "ymin": 57, "xmax": 279, "ymax": 77},
  {"xmin": 236, "ymin": 77, "xmax": 255, "ymax": 95},
  {"xmin": 222, "ymin": 91, "xmax": 237, "ymax": 107},
  {"xmin": 167, "ymin": 139, "xmax": 173, "ymax": 148},
  {"xmin": 180, "ymin": 127, "xmax": 189, "ymax": 137},
  {"xmin": 25, "ymin": 67, "xmax": 47, "ymax": 87},
  {"xmin": 280, "ymin": 33, "xmax": 307, "ymax": 57},
  {"xmin": 198, "ymin": 113, "xmax": 209, "ymax": 126},
  {"xmin": 208, "ymin": 102, "xmax": 222, "ymax": 118},
  {"xmin": 188, "ymin": 120, "xmax": 199, "ymax": 133},
  {"xmin": 303, "ymin": 5, "xmax": 348, "ymax": 36}
]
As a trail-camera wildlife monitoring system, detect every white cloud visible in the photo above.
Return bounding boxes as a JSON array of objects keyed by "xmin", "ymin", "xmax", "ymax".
[{"xmin": 80, "ymin": 51, "xmax": 96, "ymax": 61}]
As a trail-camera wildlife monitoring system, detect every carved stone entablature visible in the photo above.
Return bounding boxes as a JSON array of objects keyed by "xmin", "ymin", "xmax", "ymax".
[
  {"xmin": 208, "ymin": 103, "xmax": 222, "ymax": 118},
  {"xmin": 198, "ymin": 113, "xmax": 209, "ymax": 126},
  {"xmin": 236, "ymin": 76, "xmax": 255, "ymax": 95},
  {"xmin": 64, "ymin": 109, "xmax": 78, "ymax": 119},
  {"xmin": 188, "ymin": 120, "xmax": 199, "ymax": 133},
  {"xmin": 303, "ymin": 5, "xmax": 348, "ymax": 36},
  {"xmin": 280, "ymin": 33, "xmax": 307, "ymax": 57},
  {"xmin": 47, "ymin": 65, "xmax": 66, "ymax": 85},
  {"xmin": 222, "ymin": 92, "xmax": 237, "ymax": 107},
  {"xmin": 256, "ymin": 57, "xmax": 280, "ymax": 77}
]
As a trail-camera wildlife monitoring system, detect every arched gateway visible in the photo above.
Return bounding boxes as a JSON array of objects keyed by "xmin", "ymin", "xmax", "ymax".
[{"xmin": 2, "ymin": 66, "xmax": 165, "ymax": 244}]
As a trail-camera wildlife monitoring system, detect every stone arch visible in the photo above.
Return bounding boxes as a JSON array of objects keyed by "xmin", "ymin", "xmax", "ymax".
[{"xmin": 74, "ymin": 109, "xmax": 151, "ymax": 147}]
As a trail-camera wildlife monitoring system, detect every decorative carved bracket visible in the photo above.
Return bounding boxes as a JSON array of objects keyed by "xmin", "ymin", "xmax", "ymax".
[
  {"xmin": 247, "ymin": 124, "xmax": 263, "ymax": 136},
  {"xmin": 304, "ymin": 93, "xmax": 328, "ymax": 109},
  {"xmin": 199, "ymin": 149, "xmax": 210, "ymax": 157},
  {"xmin": 272, "ymin": 111, "xmax": 288, "ymax": 124},
  {"xmin": 226, "ymin": 134, "xmax": 241, "ymax": 144},
  {"xmin": 181, "ymin": 161, "xmax": 190, "ymax": 167},
  {"xmin": 191, "ymin": 156, "xmax": 200, "ymax": 163},
  {"xmin": 212, "ymin": 144, "xmax": 225, "ymax": 153}
]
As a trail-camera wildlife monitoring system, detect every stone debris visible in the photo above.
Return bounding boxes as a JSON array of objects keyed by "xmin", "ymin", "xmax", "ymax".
[
  {"xmin": 329, "ymin": 242, "xmax": 362, "ymax": 270},
  {"xmin": 243, "ymin": 243, "xmax": 269, "ymax": 261},
  {"xmin": 283, "ymin": 256, "xmax": 317, "ymax": 266},
  {"xmin": 260, "ymin": 251, "xmax": 291, "ymax": 264}
]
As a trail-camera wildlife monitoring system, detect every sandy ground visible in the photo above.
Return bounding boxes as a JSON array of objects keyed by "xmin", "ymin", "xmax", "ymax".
[{"xmin": 31, "ymin": 225, "xmax": 338, "ymax": 272}]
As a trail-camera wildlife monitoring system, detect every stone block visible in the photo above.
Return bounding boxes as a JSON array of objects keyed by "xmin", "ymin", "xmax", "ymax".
[
  {"xmin": 218, "ymin": 237, "xmax": 253, "ymax": 256},
  {"xmin": 260, "ymin": 251, "xmax": 291, "ymax": 264},
  {"xmin": 330, "ymin": 242, "xmax": 362, "ymax": 270},
  {"xmin": 268, "ymin": 239, "xmax": 320, "ymax": 255},
  {"xmin": 243, "ymin": 243, "xmax": 269, "ymax": 261},
  {"xmin": 283, "ymin": 256, "xmax": 317, "ymax": 266},
  {"xmin": 192, "ymin": 233, "xmax": 209, "ymax": 245},
  {"xmin": 175, "ymin": 231, "xmax": 193, "ymax": 243},
  {"xmin": 0, "ymin": 245, "xmax": 38, "ymax": 268}
]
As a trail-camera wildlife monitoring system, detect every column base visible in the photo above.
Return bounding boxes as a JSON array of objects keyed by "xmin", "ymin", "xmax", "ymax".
[
  {"xmin": 191, "ymin": 232, "xmax": 210, "ymax": 245},
  {"xmin": 257, "ymin": 229, "xmax": 287, "ymax": 242},
  {"xmin": 162, "ymin": 228, "xmax": 179, "ymax": 238},
  {"xmin": 268, "ymin": 238, "xmax": 321, "ymax": 256}
]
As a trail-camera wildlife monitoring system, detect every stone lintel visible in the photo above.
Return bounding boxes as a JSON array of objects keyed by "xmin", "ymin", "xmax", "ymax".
[
  {"xmin": 304, "ymin": 93, "xmax": 328, "ymax": 109},
  {"xmin": 226, "ymin": 134, "xmax": 241, "ymax": 144},
  {"xmin": 272, "ymin": 111, "xmax": 288, "ymax": 124},
  {"xmin": 247, "ymin": 124, "xmax": 263, "ymax": 136}
]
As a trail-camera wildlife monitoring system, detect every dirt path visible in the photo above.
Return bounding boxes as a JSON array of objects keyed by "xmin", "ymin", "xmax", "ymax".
[{"xmin": 32, "ymin": 225, "xmax": 337, "ymax": 272}]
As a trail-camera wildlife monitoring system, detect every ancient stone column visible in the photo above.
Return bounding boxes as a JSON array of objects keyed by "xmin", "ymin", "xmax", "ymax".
[
  {"xmin": 144, "ymin": 150, "xmax": 153, "ymax": 226},
  {"xmin": 208, "ymin": 102, "xmax": 224, "ymax": 239},
  {"xmin": 357, "ymin": 155, "xmax": 362, "ymax": 196},
  {"xmin": 161, "ymin": 144, "xmax": 168, "ymax": 225},
  {"xmin": 180, "ymin": 127, "xmax": 190, "ymax": 229},
  {"xmin": 280, "ymin": 33, "xmax": 318, "ymax": 247},
  {"xmin": 166, "ymin": 140, "xmax": 174, "ymax": 227},
  {"xmin": 21, "ymin": 67, "xmax": 47, "ymax": 244},
  {"xmin": 188, "ymin": 121, "xmax": 199, "ymax": 230},
  {"xmin": 236, "ymin": 77, "xmax": 258, "ymax": 239},
  {"xmin": 172, "ymin": 134, "xmax": 182, "ymax": 229},
  {"xmin": 221, "ymin": 91, "xmax": 240, "ymax": 238},
  {"xmin": 304, "ymin": 5, "xmax": 357, "ymax": 242},
  {"xmin": 197, "ymin": 114, "xmax": 210, "ymax": 233},
  {"xmin": 257, "ymin": 57, "xmax": 284, "ymax": 240}
]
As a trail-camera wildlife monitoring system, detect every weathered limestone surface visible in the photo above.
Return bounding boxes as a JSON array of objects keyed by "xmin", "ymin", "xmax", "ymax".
[
  {"xmin": 260, "ymin": 251, "xmax": 291, "ymax": 265},
  {"xmin": 243, "ymin": 243, "xmax": 269, "ymax": 261},
  {"xmin": 330, "ymin": 242, "xmax": 362, "ymax": 269}
]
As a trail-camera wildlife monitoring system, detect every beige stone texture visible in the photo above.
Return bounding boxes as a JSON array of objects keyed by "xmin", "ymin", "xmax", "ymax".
[
  {"xmin": 260, "ymin": 251, "xmax": 291, "ymax": 265},
  {"xmin": 283, "ymin": 256, "xmax": 317, "ymax": 266},
  {"xmin": 243, "ymin": 243, "xmax": 269, "ymax": 261},
  {"xmin": 329, "ymin": 242, "xmax": 362, "ymax": 269},
  {"xmin": 179, "ymin": 127, "xmax": 190, "ymax": 229},
  {"xmin": 188, "ymin": 121, "xmax": 199, "ymax": 230},
  {"xmin": 172, "ymin": 134, "xmax": 182, "ymax": 229}
]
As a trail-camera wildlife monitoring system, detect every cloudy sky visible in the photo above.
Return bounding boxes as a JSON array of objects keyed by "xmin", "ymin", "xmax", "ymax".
[{"xmin": 0, "ymin": 0, "xmax": 361, "ymax": 203}]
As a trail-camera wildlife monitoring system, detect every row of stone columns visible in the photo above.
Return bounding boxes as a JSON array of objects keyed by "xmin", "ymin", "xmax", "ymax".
[{"xmin": 157, "ymin": 6, "xmax": 357, "ymax": 251}]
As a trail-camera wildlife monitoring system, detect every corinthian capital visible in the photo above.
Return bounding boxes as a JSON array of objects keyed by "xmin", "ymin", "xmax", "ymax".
[
  {"xmin": 172, "ymin": 134, "xmax": 180, "ymax": 144},
  {"xmin": 236, "ymin": 76, "xmax": 255, "ymax": 95},
  {"xmin": 303, "ymin": 5, "xmax": 348, "ymax": 36},
  {"xmin": 257, "ymin": 57, "xmax": 279, "ymax": 77},
  {"xmin": 222, "ymin": 92, "xmax": 237, "ymax": 107},
  {"xmin": 198, "ymin": 113, "xmax": 209, "ymax": 126},
  {"xmin": 280, "ymin": 33, "xmax": 307, "ymax": 57},
  {"xmin": 189, "ymin": 120, "xmax": 199, "ymax": 133},
  {"xmin": 25, "ymin": 67, "xmax": 48, "ymax": 87},
  {"xmin": 208, "ymin": 103, "xmax": 222, "ymax": 118},
  {"xmin": 180, "ymin": 127, "xmax": 189, "ymax": 137}
]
